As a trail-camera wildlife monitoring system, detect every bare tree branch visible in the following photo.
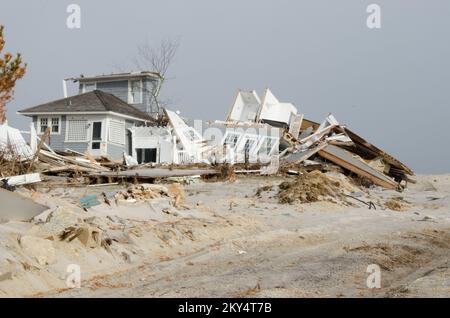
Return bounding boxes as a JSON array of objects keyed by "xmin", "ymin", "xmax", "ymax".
[
  {"xmin": 134, "ymin": 37, "xmax": 179, "ymax": 77},
  {"xmin": 133, "ymin": 37, "xmax": 180, "ymax": 118}
]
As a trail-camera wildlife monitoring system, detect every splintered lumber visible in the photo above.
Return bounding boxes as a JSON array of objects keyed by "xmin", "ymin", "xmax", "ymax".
[
  {"xmin": 282, "ymin": 131, "xmax": 298, "ymax": 147},
  {"xmin": 41, "ymin": 165, "xmax": 98, "ymax": 174},
  {"xmin": 286, "ymin": 142, "xmax": 328, "ymax": 164},
  {"xmin": 333, "ymin": 126, "xmax": 413, "ymax": 176},
  {"xmin": 318, "ymin": 144, "xmax": 398, "ymax": 189},
  {"xmin": 39, "ymin": 150, "xmax": 109, "ymax": 172},
  {"xmin": 90, "ymin": 168, "xmax": 218, "ymax": 179},
  {"xmin": 28, "ymin": 127, "xmax": 50, "ymax": 173}
]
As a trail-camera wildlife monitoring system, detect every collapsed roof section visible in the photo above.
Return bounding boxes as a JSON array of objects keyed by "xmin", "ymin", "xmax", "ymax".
[
  {"xmin": 226, "ymin": 88, "xmax": 299, "ymax": 128},
  {"xmin": 284, "ymin": 114, "xmax": 414, "ymax": 189},
  {"xmin": 258, "ymin": 89, "xmax": 298, "ymax": 128},
  {"xmin": 296, "ymin": 117, "xmax": 414, "ymax": 178},
  {"xmin": 226, "ymin": 90, "xmax": 261, "ymax": 123}
]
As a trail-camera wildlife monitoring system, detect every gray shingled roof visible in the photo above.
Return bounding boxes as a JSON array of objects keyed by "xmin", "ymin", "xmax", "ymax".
[{"xmin": 19, "ymin": 90, "xmax": 155, "ymax": 122}]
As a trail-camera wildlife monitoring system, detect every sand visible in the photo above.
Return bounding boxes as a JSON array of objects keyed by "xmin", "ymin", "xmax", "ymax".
[{"xmin": 0, "ymin": 173, "xmax": 449, "ymax": 298}]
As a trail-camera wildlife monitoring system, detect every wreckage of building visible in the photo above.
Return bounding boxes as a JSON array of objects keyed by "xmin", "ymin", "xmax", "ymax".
[
  {"xmin": 2, "ymin": 71, "xmax": 413, "ymax": 191},
  {"xmin": 201, "ymin": 87, "xmax": 414, "ymax": 188}
]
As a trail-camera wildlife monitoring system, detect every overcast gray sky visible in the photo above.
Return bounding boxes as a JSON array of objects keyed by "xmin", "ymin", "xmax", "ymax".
[{"xmin": 1, "ymin": 0, "xmax": 449, "ymax": 173}]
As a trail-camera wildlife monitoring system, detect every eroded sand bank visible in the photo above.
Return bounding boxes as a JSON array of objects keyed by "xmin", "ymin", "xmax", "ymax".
[{"xmin": 1, "ymin": 173, "xmax": 449, "ymax": 297}]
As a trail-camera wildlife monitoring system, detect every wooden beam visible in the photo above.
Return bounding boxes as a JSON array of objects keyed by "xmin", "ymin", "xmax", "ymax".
[
  {"xmin": 318, "ymin": 145, "xmax": 397, "ymax": 189},
  {"xmin": 27, "ymin": 127, "xmax": 50, "ymax": 173}
]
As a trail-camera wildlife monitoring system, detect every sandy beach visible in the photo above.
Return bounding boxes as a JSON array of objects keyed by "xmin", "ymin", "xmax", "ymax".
[{"xmin": 0, "ymin": 172, "xmax": 449, "ymax": 298}]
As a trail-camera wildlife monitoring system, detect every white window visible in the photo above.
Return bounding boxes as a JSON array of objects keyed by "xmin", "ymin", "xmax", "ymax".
[
  {"xmin": 108, "ymin": 120, "xmax": 125, "ymax": 145},
  {"xmin": 223, "ymin": 132, "xmax": 240, "ymax": 149},
  {"xmin": 51, "ymin": 117, "xmax": 60, "ymax": 133},
  {"xmin": 39, "ymin": 118, "xmax": 48, "ymax": 133},
  {"xmin": 236, "ymin": 135, "xmax": 258, "ymax": 154},
  {"xmin": 38, "ymin": 117, "xmax": 60, "ymax": 134},
  {"xmin": 66, "ymin": 119, "xmax": 88, "ymax": 142},
  {"xmin": 259, "ymin": 137, "xmax": 278, "ymax": 155},
  {"xmin": 243, "ymin": 138, "xmax": 256, "ymax": 153},
  {"xmin": 83, "ymin": 82, "xmax": 96, "ymax": 93},
  {"xmin": 129, "ymin": 80, "xmax": 142, "ymax": 104}
]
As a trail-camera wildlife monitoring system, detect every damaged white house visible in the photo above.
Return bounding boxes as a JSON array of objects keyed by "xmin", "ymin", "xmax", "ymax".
[{"xmin": 198, "ymin": 88, "xmax": 301, "ymax": 164}]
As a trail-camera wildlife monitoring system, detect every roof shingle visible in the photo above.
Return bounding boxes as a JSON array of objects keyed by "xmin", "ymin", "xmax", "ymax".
[{"xmin": 19, "ymin": 90, "xmax": 155, "ymax": 122}]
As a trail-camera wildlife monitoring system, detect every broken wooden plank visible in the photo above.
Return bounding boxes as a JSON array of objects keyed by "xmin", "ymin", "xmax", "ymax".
[
  {"xmin": 286, "ymin": 142, "xmax": 328, "ymax": 164},
  {"xmin": 90, "ymin": 168, "xmax": 218, "ymax": 179},
  {"xmin": 39, "ymin": 150, "xmax": 108, "ymax": 172},
  {"xmin": 40, "ymin": 165, "xmax": 98, "ymax": 174},
  {"xmin": 2, "ymin": 173, "xmax": 41, "ymax": 186},
  {"xmin": 28, "ymin": 127, "xmax": 50, "ymax": 173},
  {"xmin": 318, "ymin": 144, "xmax": 398, "ymax": 189},
  {"xmin": 334, "ymin": 126, "xmax": 414, "ymax": 176}
]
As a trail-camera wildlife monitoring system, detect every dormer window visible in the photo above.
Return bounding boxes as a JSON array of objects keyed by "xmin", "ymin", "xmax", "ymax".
[
  {"xmin": 82, "ymin": 82, "xmax": 96, "ymax": 93},
  {"xmin": 129, "ymin": 79, "xmax": 142, "ymax": 104}
]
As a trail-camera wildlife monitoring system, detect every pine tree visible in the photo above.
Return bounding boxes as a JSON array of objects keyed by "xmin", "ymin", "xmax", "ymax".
[{"xmin": 0, "ymin": 25, "xmax": 27, "ymax": 124}]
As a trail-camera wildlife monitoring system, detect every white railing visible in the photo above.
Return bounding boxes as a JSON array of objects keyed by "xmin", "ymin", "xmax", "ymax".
[{"xmin": 176, "ymin": 150, "xmax": 191, "ymax": 164}]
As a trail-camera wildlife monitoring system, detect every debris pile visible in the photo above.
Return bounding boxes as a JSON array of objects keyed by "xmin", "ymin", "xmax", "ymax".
[
  {"xmin": 59, "ymin": 225, "xmax": 105, "ymax": 249},
  {"xmin": 200, "ymin": 89, "xmax": 414, "ymax": 191},
  {"xmin": 277, "ymin": 170, "xmax": 344, "ymax": 204},
  {"xmin": 115, "ymin": 184, "xmax": 171, "ymax": 202},
  {"xmin": 280, "ymin": 114, "xmax": 414, "ymax": 190},
  {"xmin": 113, "ymin": 183, "xmax": 187, "ymax": 209},
  {"xmin": 201, "ymin": 164, "xmax": 236, "ymax": 182},
  {"xmin": 0, "ymin": 123, "xmax": 34, "ymax": 177},
  {"xmin": 0, "ymin": 88, "xmax": 414, "ymax": 199},
  {"xmin": 0, "ymin": 145, "xmax": 30, "ymax": 177},
  {"xmin": 384, "ymin": 197, "xmax": 411, "ymax": 211}
]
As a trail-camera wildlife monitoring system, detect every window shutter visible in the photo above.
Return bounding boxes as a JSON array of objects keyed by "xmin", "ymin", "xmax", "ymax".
[{"xmin": 109, "ymin": 120, "xmax": 125, "ymax": 144}]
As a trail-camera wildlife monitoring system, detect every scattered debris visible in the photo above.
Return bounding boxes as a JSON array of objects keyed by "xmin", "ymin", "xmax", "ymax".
[
  {"xmin": 416, "ymin": 216, "xmax": 435, "ymax": 222},
  {"xmin": 278, "ymin": 170, "xmax": 344, "ymax": 204},
  {"xmin": 256, "ymin": 185, "xmax": 273, "ymax": 197},
  {"xmin": 79, "ymin": 194, "xmax": 102, "ymax": 209},
  {"xmin": 384, "ymin": 197, "xmax": 411, "ymax": 211},
  {"xmin": 1, "ymin": 172, "xmax": 41, "ymax": 187},
  {"xmin": 59, "ymin": 225, "xmax": 103, "ymax": 248},
  {"xmin": 115, "ymin": 183, "xmax": 170, "ymax": 202},
  {"xmin": 201, "ymin": 164, "xmax": 236, "ymax": 182},
  {"xmin": 344, "ymin": 194, "xmax": 376, "ymax": 210}
]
